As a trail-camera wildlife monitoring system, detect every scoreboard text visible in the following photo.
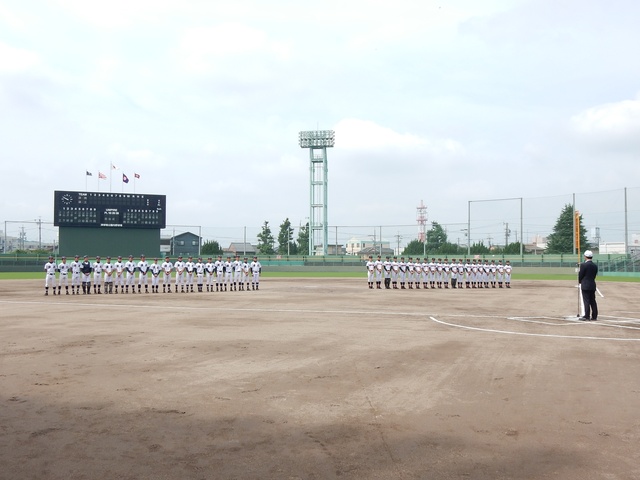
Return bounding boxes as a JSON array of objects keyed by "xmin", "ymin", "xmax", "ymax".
[{"xmin": 54, "ymin": 191, "xmax": 166, "ymax": 229}]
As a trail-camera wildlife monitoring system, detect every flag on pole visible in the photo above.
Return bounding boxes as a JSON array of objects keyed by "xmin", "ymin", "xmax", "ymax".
[
  {"xmin": 123, "ymin": 173, "xmax": 129, "ymax": 183},
  {"xmin": 86, "ymin": 171, "xmax": 93, "ymax": 176},
  {"xmin": 99, "ymin": 172, "xmax": 107, "ymax": 179},
  {"xmin": 111, "ymin": 163, "xmax": 118, "ymax": 170},
  {"xmin": 134, "ymin": 173, "xmax": 140, "ymax": 179}
]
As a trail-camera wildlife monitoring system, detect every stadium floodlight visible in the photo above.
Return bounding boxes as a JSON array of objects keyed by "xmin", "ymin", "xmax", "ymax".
[
  {"xmin": 299, "ymin": 130, "xmax": 335, "ymax": 148},
  {"xmin": 299, "ymin": 130, "xmax": 335, "ymax": 256}
]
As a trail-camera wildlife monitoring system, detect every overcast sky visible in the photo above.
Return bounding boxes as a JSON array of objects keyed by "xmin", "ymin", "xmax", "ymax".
[{"xmin": 2, "ymin": 0, "xmax": 640, "ymax": 249}]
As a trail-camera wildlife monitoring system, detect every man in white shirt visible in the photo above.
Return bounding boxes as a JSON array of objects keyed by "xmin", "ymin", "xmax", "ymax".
[
  {"xmin": 92, "ymin": 256, "xmax": 103, "ymax": 294},
  {"xmin": 174, "ymin": 256, "xmax": 185, "ymax": 293},
  {"xmin": 149, "ymin": 258, "xmax": 162, "ymax": 293},
  {"xmin": 44, "ymin": 256, "xmax": 57, "ymax": 296},
  {"xmin": 103, "ymin": 256, "xmax": 114, "ymax": 294},
  {"xmin": 70, "ymin": 255, "xmax": 82, "ymax": 295},
  {"xmin": 57, "ymin": 256, "xmax": 70, "ymax": 295},
  {"xmin": 113, "ymin": 256, "xmax": 125, "ymax": 294},
  {"xmin": 250, "ymin": 256, "xmax": 262, "ymax": 290},
  {"xmin": 161, "ymin": 256, "xmax": 173, "ymax": 293},
  {"xmin": 124, "ymin": 255, "xmax": 136, "ymax": 293},
  {"xmin": 137, "ymin": 254, "xmax": 150, "ymax": 293}
]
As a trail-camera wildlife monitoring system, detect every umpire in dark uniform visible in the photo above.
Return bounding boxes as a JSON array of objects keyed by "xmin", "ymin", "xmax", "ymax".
[{"xmin": 578, "ymin": 250, "xmax": 598, "ymax": 321}]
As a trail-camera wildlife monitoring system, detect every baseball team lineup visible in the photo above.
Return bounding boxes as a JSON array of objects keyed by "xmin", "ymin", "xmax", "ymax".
[
  {"xmin": 43, "ymin": 254, "xmax": 262, "ymax": 295},
  {"xmin": 365, "ymin": 255, "xmax": 513, "ymax": 290}
]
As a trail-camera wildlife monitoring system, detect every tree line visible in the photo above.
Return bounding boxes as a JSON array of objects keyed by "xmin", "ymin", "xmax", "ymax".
[{"xmin": 200, "ymin": 204, "xmax": 590, "ymax": 256}]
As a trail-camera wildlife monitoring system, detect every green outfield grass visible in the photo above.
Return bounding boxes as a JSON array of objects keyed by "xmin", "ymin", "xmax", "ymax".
[{"xmin": 2, "ymin": 271, "xmax": 639, "ymax": 282}]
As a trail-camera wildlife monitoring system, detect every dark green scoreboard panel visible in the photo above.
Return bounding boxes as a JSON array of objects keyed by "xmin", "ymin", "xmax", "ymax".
[
  {"xmin": 54, "ymin": 191, "xmax": 165, "ymax": 257},
  {"xmin": 54, "ymin": 191, "xmax": 166, "ymax": 228},
  {"xmin": 58, "ymin": 227, "xmax": 160, "ymax": 258}
]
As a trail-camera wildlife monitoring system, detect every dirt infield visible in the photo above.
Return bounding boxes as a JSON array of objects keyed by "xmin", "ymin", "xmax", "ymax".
[{"xmin": 1, "ymin": 278, "xmax": 640, "ymax": 480}]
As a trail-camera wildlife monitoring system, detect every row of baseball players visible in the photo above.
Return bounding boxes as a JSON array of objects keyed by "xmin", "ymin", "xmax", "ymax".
[
  {"xmin": 366, "ymin": 255, "xmax": 513, "ymax": 290},
  {"xmin": 43, "ymin": 254, "xmax": 263, "ymax": 295}
]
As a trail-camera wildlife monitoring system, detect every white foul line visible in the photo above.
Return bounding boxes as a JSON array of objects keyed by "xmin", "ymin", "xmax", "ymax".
[{"xmin": 428, "ymin": 316, "xmax": 640, "ymax": 342}]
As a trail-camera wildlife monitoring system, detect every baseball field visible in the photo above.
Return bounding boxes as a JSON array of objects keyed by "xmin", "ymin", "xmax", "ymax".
[{"xmin": 1, "ymin": 277, "xmax": 639, "ymax": 479}]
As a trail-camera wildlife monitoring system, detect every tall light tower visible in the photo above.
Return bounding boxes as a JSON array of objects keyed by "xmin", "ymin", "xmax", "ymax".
[
  {"xmin": 299, "ymin": 130, "xmax": 335, "ymax": 256},
  {"xmin": 417, "ymin": 200, "xmax": 428, "ymax": 242}
]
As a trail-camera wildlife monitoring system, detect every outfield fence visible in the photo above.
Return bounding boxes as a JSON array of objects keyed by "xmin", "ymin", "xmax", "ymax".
[{"xmin": 3, "ymin": 253, "xmax": 639, "ymax": 274}]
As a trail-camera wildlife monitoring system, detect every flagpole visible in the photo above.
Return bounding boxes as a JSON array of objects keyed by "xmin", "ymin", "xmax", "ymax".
[
  {"xmin": 109, "ymin": 162, "xmax": 113, "ymax": 193},
  {"xmin": 85, "ymin": 172, "xmax": 87, "ymax": 191}
]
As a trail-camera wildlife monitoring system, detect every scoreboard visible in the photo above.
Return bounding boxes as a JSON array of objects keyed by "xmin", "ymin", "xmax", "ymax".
[{"xmin": 54, "ymin": 191, "xmax": 166, "ymax": 229}]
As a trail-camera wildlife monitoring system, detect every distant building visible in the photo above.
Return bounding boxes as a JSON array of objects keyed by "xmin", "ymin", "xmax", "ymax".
[
  {"xmin": 345, "ymin": 237, "xmax": 391, "ymax": 256},
  {"xmin": 358, "ymin": 246, "xmax": 395, "ymax": 259},
  {"xmin": 313, "ymin": 244, "xmax": 345, "ymax": 255},
  {"xmin": 161, "ymin": 232, "xmax": 201, "ymax": 258},
  {"xmin": 225, "ymin": 242, "xmax": 257, "ymax": 257},
  {"xmin": 599, "ymin": 242, "xmax": 626, "ymax": 254}
]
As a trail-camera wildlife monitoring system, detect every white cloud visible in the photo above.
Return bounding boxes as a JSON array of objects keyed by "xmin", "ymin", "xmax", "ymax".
[
  {"xmin": 177, "ymin": 23, "xmax": 290, "ymax": 74},
  {"xmin": 571, "ymin": 95, "xmax": 640, "ymax": 136},
  {"xmin": 54, "ymin": 0, "xmax": 178, "ymax": 28},
  {"xmin": 571, "ymin": 94, "xmax": 640, "ymax": 148},
  {"xmin": 0, "ymin": 42, "xmax": 39, "ymax": 72},
  {"xmin": 334, "ymin": 118, "xmax": 463, "ymax": 154}
]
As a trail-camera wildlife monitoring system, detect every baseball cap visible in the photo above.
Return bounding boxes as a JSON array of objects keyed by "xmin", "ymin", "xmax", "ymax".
[{"xmin": 584, "ymin": 250, "xmax": 593, "ymax": 258}]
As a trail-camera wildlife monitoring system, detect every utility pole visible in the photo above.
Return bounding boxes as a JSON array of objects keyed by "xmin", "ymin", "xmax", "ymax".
[
  {"xmin": 395, "ymin": 232, "xmax": 402, "ymax": 256},
  {"xmin": 504, "ymin": 222, "xmax": 511, "ymax": 247}
]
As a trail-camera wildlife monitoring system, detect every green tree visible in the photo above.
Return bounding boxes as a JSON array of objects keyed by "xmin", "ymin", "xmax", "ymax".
[
  {"xmin": 426, "ymin": 222, "xmax": 448, "ymax": 252},
  {"xmin": 402, "ymin": 239, "xmax": 425, "ymax": 256},
  {"xmin": 277, "ymin": 218, "xmax": 297, "ymax": 255},
  {"xmin": 201, "ymin": 240, "xmax": 223, "ymax": 256},
  {"xmin": 257, "ymin": 221, "xmax": 276, "ymax": 255},
  {"xmin": 503, "ymin": 242, "xmax": 522, "ymax": 254},
  {"xmin": 546, "ymin": 204, "xmax": 589, "ymax": 254},
  {"xmin": 297, "ymin": 222, "xmax": 309, "ymax": 255},
  {"xmin": 469, "ymin": 241, "xmax": 490, "ymax": 255}
]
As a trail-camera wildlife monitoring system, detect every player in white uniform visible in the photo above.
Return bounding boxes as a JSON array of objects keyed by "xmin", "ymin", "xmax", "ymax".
[
  {"xmin": 413, "ymin": 258, "xmax": 421, "ymax": 289},
  {"xmin": 103, "ymin": 256, "xmax": 114, "ymax": 294},
  {"xmin": 195, "ymin": 257, "xmax": 205, "ymax": 292},
  {"xmin": 365, "ymin": 255, "xmax": 375, "ymax": 289},
  {"xmin": 250, "ymin": 256, "xmax": 262, "ymax": 290},
  {"xmin": 504, "ymin": 261, "xmax": 512, "ymax": 288},
  {"xmin": 398, "ymin": 257, "xmax": 407, "ymax": 289},
  {"xmin": 161, "ymin": 256, "xmax": 173, "ymax": 293},
  {"xmin": 124, "ymin": 255, "xmax": 136, "ymax": 293},
  {"xmin": 233, "ymin": 255, "xmax": 243, "ymax": 291},
  {"xmin": 383, "ymin": 256, "xmax": 392, "ymax": 289},
  {"xmin": 137, "ymin": 255, "xmax": 150, "ymax": 293},
  {"xmin": 443, "ymin": 259, "xmax": 451, "ymax": 289},
  {"xmin": 428, "ymin": 258, "xmax": 436, "ymax": 289},
  {"xmin": 70, "ymin": 255, "xmax": 81, "ymax": 295},
  {"xmin": 184, "ymin": 256, "xmax": 195, "ymax": 292},
  {"xmin": 149, "ymin": 258, "xmax": 162, "ymax": 293},
  {"xmin": 113, "ymin": 256, "xmax": 125, "ymax": 293},
  {"xmin": 242, "ymin": 257, "xmax": 251, "ymax": 291},
  {"xmin": 205, "ymin": 257, "xmax": 215, "ymax": 292},
  {"xmin": 391, "ymin": 256, "xmax": 399, "ymax": 289},
  {"xmin": 214, "ymin": 255, "xmax": 224, "ymax": 291},
  {"xmin": 406, "ymin": 257, "xmax": 415, "ymax": 289},
  {"xmin": 489, "ymin": 260, "xmax": 497, "ymax": 288},
  {"xmin": 174, "ymin": 256, "xmax": 185, "ymax": 292},
  {"xmin": 450, "ymin": 259, "xmax": 458, "ymax": 288},
  {"xmin": 421, "ymin": 258, "xmax": 430, "ymax": 289},
  {"xmin": 374, "ymin": 255, "xmax": 383, "ymax": 289},
  {"xmin": 44, "ymin": 256, "xmax": 57, "ymax": 295},
  {"xmin": 57, "ymin": 256, "xmax": 70, "ymax": 295},
  {"xmin": 223, "ymin": 256, "xmax": 232, "ymax": 291},
  {"xmin": 496, "ymin": 260, "xmax": 505, "ymax": 288},
  {"xmin": 92, "ymin": 256, "xmax": 103, "ymax": 294}
]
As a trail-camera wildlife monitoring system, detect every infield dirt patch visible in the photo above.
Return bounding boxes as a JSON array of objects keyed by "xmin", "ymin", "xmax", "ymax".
[{"xmin": 1, "ymin": 278, "xmax": 639, "ymax": 479}]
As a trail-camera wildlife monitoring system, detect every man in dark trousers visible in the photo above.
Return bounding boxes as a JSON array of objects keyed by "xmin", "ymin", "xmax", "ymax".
[{"xmin": 578, "ymin": 250, "xmax": 598, "ymax": 321}]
